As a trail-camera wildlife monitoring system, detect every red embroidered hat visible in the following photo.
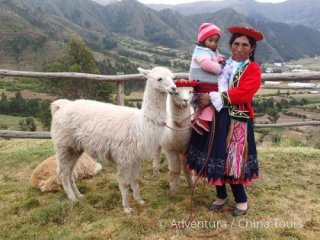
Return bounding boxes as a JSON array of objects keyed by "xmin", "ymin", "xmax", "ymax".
[
  {"xmin": 175, "ymin": 79, "xmax": 199, "ymax": 87},
  {"xmin": 228, "ymin": 25, "xmax": 264, "ymax": 41}
]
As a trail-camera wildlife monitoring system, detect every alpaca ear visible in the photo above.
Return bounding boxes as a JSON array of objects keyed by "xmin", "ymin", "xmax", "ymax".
[{"xmin": 137, "ymin": 67, "xmax": 151, "ymax": 76}]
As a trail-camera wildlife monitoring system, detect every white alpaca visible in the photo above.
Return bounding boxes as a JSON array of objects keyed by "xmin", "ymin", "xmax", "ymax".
[
  {"xmin": 50, "ymin": 67, "xmax": 176, "ymax": 213},
  {"xmin": 152, "ymin": 86, "xmax": 194, "ymax": 194}
]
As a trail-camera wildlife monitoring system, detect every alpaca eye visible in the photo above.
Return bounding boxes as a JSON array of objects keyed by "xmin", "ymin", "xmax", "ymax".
[{"xmin": 157, "ymin": 78, "xmax": 162, "ymax": 81}]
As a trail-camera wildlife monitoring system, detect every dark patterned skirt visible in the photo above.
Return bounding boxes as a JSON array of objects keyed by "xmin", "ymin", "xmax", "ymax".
[{"xmin": 187, "ymin": 108, "xmax": 259, "ymax": 186}]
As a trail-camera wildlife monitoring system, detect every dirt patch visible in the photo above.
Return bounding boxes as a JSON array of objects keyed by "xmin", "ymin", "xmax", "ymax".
[
  {"xmin": 1, "ymin": 90, "xmax": 53, "ymax": 100},
  {"xmin": 20, "ymin": 90, "xmax": 53, "ymax": 100}
]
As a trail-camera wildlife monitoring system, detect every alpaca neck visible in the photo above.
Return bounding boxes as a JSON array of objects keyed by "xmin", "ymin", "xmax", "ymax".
[
  {"xmin": 141, "ymin": 87, "xmax": 167, "ymax": 123},
  {"xmin": 167, "ymin": 99, "xmax": 191, "ymax": 126},
  {"xmin": 140, "ymin": 85, "xmax": 168, "ymax": 158},
  {"xmin": 169, "ymin": 99, "xmax": 190, "ymax": 117}
]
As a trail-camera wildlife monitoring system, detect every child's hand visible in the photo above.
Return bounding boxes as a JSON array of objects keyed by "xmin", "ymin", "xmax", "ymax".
[
  {"xmin": 217, "ymin": 55, "xmax": 226, "ymax": 68},
  {"xmin": 198, "ymin": 93, "xmax": 211, "ymax": 109}
]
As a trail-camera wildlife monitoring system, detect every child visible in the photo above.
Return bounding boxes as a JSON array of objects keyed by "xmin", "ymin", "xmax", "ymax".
[{"xmin": 189, "ymin": 22, "xmax": 225, "ymax": 135}]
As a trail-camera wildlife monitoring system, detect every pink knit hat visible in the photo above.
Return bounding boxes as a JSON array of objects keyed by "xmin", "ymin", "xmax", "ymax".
[{"xmin": 198, "ymin": 23, "xmax": 221, "ymax": 43}]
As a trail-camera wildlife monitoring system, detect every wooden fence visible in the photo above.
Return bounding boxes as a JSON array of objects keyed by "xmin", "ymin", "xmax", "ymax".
[{"xmin": 0, "ymin": 69, "xmax": 320, "ymax": 139}]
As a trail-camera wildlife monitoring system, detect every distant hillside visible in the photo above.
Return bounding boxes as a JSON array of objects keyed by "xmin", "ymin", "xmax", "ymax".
[
  {"xmin": 91, "ymin": 0, "xmax": 117, "ymax": 6},
  {"xmin": 100, "ymin": 0, "xmax": 193, "ymax": 48},
  {"xmin": 148, "ymin": 0, "xmax": 320, "ymax": 31},
  {"xmin": 24, "ymin": 0, "xmax": 109, "ymax": 34},
  {"xmin": 0, "ymin": 0, "xmax": 74, "ymax": 70},
  {"xmin": 2, "ymin": 0, "xmax": 320, "ymax": 71}
]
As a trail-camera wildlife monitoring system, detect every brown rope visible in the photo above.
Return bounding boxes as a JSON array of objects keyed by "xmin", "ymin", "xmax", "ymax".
[
  {"xmin": 165, "ymin": 110, "xmax": 200, "ymax": 131},
  {"xmin": 186, "ymin": 106, "xmax": 216, "ymax": 226}
]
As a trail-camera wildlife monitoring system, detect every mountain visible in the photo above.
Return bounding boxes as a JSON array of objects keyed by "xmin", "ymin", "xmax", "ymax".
[
  {"xmin": 91, "ymin": 0, "xmax": 118, "ymax": 6},
  {"xmin": 258, "ymin": 0, "xmax": 320, "ymax": 31},
  {"xmin": 148, "ymin": 0, "xmax": 320, "ymax": 31},
  {"xmin": 2, "ymin": 0, "xmax": 320, "ymax": 71},
  {"xmin": 100, "ymin": 0, "xmax": 192, "ymax": 48},
  {"xmin": 149, "ymin": 0, "xmax": 251, "ymax": 16},
  {"xmin": 0, "ymin": 0, "xmax": 79, "ymax": 70},
  {"xmin": 24, "ymin": 0, "xmax": 110, "ymax": 35}
]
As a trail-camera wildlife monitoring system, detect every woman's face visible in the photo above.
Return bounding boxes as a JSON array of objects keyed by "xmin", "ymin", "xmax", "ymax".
[{"xmin": 230, "ymin": 35, "xmax": 254, "ymax": 62}]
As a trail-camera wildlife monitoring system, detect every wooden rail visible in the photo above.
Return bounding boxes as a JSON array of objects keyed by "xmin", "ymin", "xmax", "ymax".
[
  {"xmin": 0, "ymin": 130, "xmax": 51, "ymax": 139},
  {"xmin": 1, "ymin": 69, "xmax": 320, "ymax": 105},
  {"xmin": 1, "ymin": 121, "xmax": 320, "ymax": 139},
  {"xmin": 1, "ymin": 69, "xmax": 320, "ymax": 81},
  {"xmin": 0, "ymin": 69, "xmax": 147, "ymax": 82},
  {"xmin": 0, "ymin": 69, "xmax": 320, "ymax": 139}
]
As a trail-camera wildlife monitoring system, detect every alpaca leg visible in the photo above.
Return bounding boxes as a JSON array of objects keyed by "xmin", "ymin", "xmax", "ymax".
[
  {"xmin": 130, "ymin": 160, "xmax": 145, "ymax": 205},
  {"xmin": 39, "ymin": 177, "xmax": 61, "ymax": 192},
  {"xmin": 118, "ymin": 164, "xmax": 133, "ymax": 213},
  {"xmin": 152, "ymin": 147, "xmax": 161, "ymax": 175},
  {"xmin": 71, "ymin": 171, "xmax": 83, "ymax": 199},
  {"xmin": 69, "ymin": 152, "xmax": 83, "ymax": 199},
  {"xmin": 180, "ymin": 153, "xmax": 194, "ymax": 188},
  {"xmin": 166, "ymin": 150, "xmax": 181, "ymax": 194},
  {"xmin": 56, "ymin": 148, "xmax": 80, "ymax": 201}
]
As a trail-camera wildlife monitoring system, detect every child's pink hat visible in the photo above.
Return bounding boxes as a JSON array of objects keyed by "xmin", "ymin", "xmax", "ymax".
[{"xmin": 198, "ymin": 23, "xmax": 221, "ymax": 43}]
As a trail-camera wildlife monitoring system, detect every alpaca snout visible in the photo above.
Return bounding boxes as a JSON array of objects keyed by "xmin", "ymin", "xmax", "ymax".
[
  {"xmin": 168, "ymin": 86, "xmax": 177, "ymax": 95},
  {"xmin": 182, "ymin": 99, "xmax": 189, "ymax": 107}
]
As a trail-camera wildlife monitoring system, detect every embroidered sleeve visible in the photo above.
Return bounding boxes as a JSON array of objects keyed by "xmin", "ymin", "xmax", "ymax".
[
  {"xmin": 227, "ymin": 64, "xmax": 261, "ymax": 104},
  {"xmin": 221, "ymin": 91, "xmax": 230, "ymax": 106}
]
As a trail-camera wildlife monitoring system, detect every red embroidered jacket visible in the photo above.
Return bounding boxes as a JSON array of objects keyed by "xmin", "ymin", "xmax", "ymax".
[{"xmin": 221, "ymin": 62, "xmax": 261, "ymax": 119}]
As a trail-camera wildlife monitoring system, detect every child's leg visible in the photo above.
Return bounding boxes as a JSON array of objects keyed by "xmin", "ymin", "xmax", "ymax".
[
  {"xmin": 196, "ymin": 119, "xmax": 210, "ymax": 132},
  {"xmin": 196, "ymin": 106, "xmax": 214, "ymax": 132}
]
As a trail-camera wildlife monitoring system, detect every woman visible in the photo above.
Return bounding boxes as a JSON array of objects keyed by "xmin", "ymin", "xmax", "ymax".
[{"xmin": 187, "ymin": 25, "xmax": 263, "ymax": 216}]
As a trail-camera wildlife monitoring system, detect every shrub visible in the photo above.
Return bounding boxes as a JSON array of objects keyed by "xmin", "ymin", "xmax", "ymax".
[{"xmin": 19, "ymin": 117, "xmax": 36, "ymax": 131}]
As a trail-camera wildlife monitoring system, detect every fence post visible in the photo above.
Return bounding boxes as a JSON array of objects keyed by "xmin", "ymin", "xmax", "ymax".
[{"xmin": 116, "ymin": 72, "xmax": 125, "ymax": 105}]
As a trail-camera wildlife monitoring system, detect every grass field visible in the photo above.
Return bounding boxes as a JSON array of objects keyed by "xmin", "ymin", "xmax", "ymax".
[
  {"xmin": 286, "ymin": 58, "xmax": 320, "ymax": 71},
  {"xmin": 0, "ymin": 115, "xmax": 26, "ymax": 130},
  {"xmin": 0, "ymin": 114, "xmax": 45, "ymax": 131},
  {"xmin": 0, "ymin": 139, "xmax": 319, "ymax": 239}
]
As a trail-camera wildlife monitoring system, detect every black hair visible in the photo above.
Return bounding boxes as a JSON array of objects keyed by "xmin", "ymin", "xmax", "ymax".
[
  {"xmin": 197, "ymin": 41, "xmax": 205, "ymax": 47},
  {"xmin": 229, "ymin": 33, "xmax": 257, "ymax": 62}
]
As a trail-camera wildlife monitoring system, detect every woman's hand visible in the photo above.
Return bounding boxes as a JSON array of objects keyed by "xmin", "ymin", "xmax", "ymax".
[{"xmin": 197, "ymin": 93, "xmax": 211, "ymax": 109}]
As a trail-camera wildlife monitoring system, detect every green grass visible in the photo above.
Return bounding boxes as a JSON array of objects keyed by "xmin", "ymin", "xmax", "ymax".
[
  {"xmin": 0, "ymin": 115, "xmax": 44, "ymax": 131},
  {"xmin": 287, "ymin": 57, "xmax": 320, "ymax": 71},
  {"xmin": 0, "ymin": 139, "xmax": 319, "ymax": 239},
  {"xmin": 0, "ymin": 114, "xmax": 24, "ymax": 130},
  {"xmin": 292, "ymin": 94, "xmax": 320, "ymax": 103},
  {"xmin": 0, "ymin": 78, "xmax": 44, "ymax": 92}
]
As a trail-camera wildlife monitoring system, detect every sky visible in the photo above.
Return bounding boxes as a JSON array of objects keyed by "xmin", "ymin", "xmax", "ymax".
[{"xmin": 138, "ymin": 0, "xmax": 287, "ymax": 4}]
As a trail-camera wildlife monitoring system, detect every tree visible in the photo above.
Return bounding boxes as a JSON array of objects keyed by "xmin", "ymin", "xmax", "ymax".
[
  {"xmin": 38, "ymin": 100, "xmax": 52, "ymax": 130},
  {"xmin": 102, "ymin": 36, "xmax": 117, "ymax": 50},
  {"xmin": 0, "ymin": 93, "xmax": 9, "ymax": 114},
  {"xmin": 9, "ymin": 92, "xmax": 25, "ymax": 115},
  {"xmin": 267, "ymin": 108, "xmax": 280, "ymax": 123},
  {"xmin": 43, "ymin": 38, "xmax": 114, "ymax": 102}
]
